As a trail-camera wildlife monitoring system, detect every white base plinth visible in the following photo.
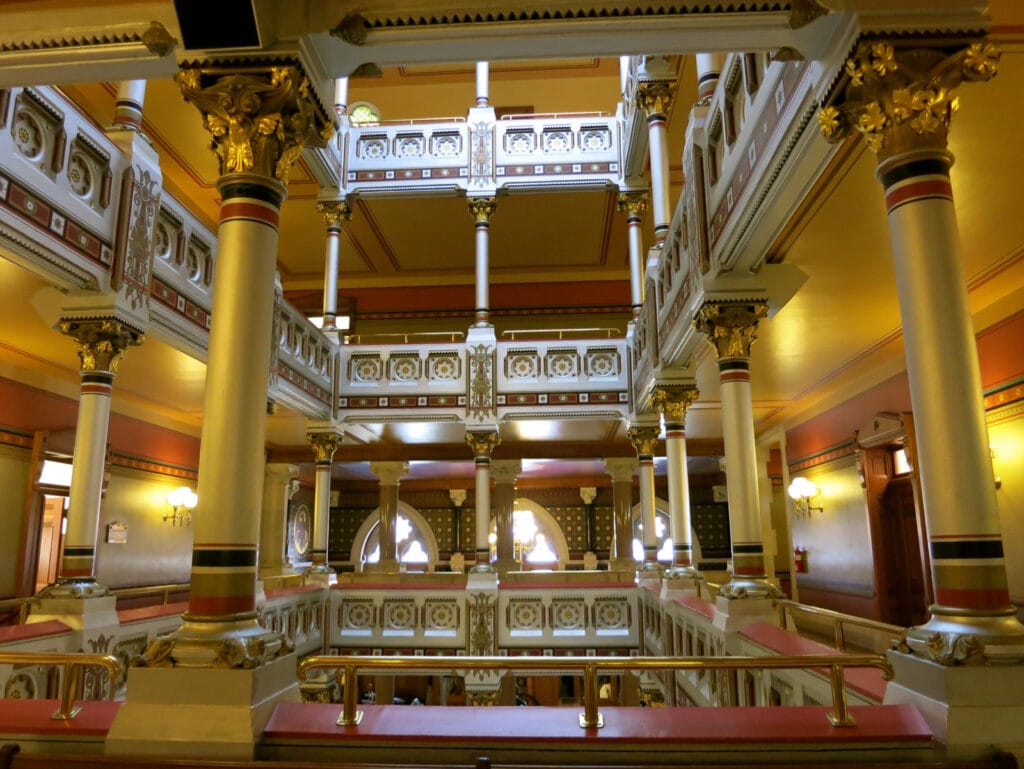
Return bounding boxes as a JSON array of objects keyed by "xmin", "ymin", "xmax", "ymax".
[
  {"xmin": 883, "ymin": 649, "xmax": 1024, "ymax": 763},
  {"xmin": 105, "ymin": 654, "xmax": 299, "ymax": 759}
]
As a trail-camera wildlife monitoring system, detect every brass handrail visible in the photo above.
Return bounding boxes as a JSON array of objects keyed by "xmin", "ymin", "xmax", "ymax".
[
  {"xmin": 263, "ymin": 573, "xmax": 309, "ymax": 591},
  {"xmin": 111, "ymin": 582, "xmax": 189, "ymax": 605},
  {"xmin": 500, "ymin": 328, "xmax": 622, "ymax": 341},
  {"xmin": 774, "ymin": 599, "xmax": 905, "ymax": 652},
  {"xmin": 0, "ymin": 652, "xmax": 121, "ymax": 720},
  {"xmin": 0, "ymin": 597, "xmax": 33, "ymax": 624},
  {"xmin": 343, "ymin": 331, "xmax": 466, "ymax": 345},
  {"xmin": 298, "ymin": 652, "xmax": 892, "ymax": 730}
]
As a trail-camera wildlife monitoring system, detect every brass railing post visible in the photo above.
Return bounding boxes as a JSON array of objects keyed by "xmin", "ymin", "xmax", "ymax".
[
  {"xmin": 826, "ymin": 663, "xmax": 855, "ymax": 727},
  {"xmin": 340, "ymin": 663, "xmax": 362, "ymax": 725},
  {"xmin": 579, "ymin": 662, "xmax": 602, "ymax": 728},
  {"xmin": 833, "ymin": 619, "xmax": 846, "ymax": 651}
]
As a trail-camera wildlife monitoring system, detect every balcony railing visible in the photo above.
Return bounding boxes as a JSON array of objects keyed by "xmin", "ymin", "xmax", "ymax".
[
  {"xmin": 298, "ymin": 651, "xmax": 893, "ymax": 729},
  {"xmin": 0, "ymin": 651, "xmax": 120, "ymax": 719}
]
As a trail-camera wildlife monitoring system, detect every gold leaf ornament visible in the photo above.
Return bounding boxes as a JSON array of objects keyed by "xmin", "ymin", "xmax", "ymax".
[
  {"xmin": 963, "ymin": 41, "xmax": 1000, "ymax": 81},
  {"xmin": 817, "ymin": 106, "xmax": 841, "ymax": 139},
  {"xmin": 869, "ymin": 43, "xmax": 897, "ymax": 78}
]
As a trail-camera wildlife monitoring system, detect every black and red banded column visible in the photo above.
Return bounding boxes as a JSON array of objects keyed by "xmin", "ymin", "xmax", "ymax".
[
  {"xmin": 879, "ymin": 152, "xmax": 1015, "ymax": 629},
  {"xmin": 695, "ymin": 302, "xmax": 779, "ymax": 599},
  {"xmin": 186, "ymin": 177, "xmax": 285, "ymax": 622}
]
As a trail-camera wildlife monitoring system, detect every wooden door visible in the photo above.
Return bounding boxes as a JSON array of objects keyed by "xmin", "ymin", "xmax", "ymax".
[{"xmin": 878, "ymin": 477, "xmax": 928, "ymax": 626}]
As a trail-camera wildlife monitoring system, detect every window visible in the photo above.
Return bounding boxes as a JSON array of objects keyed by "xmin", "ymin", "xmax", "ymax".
[
  {"xmin": 362, "ymin": 514, "xmax": 429, "ymax": 566},
  {"xmin": 348, "ymin": 101, "xmax": 380, "ymax": 126}
]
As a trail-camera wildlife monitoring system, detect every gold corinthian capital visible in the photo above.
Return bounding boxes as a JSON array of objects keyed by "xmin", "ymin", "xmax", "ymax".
[
  {"xmin": 468, "ymin": 197, "xmax": 497, "ymax": 224},
  {"xmin": 307, "ymin": 431, "xmax": 341, "ymax": 462},
  {"xmin": 316, "ymin": 199, "xmax": 352, "ymax": 228},
  {"xmin": 627, "ymin": 424, "xmax": 660, "ymax": 459},
  {"xmin": 175, "ymin": 64, "xmax": 333, "ymax": 184},
  {"xmin": 616, "ymin": 191, "xmax": 650, "ymax": 219},
  {"xmin": 59, "ymin": 318, "xmax": 144, "ymax": 374},
  {"xmin": 637, "ymin": 81, "xmax": 677, "ymax": 118},
  {"xmin": 694, "ymin": 302, "xmax": 768, "ymax": 361},
  {"xmin": 465, "ymin": 429, "xmax": 501, "ymax": 458},
  {"xmin": 650, "ymin": 385, "xmax": 699, "ymax": 424},
  {"xmin": 817, "ymin": 40, "xmax": 999, "ymax": 162}
]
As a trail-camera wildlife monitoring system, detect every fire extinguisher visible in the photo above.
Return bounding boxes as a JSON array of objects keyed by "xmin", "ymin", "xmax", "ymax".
[{"xmin": 794, "ymin": 546, "xmax": 808, "ymax": 573}]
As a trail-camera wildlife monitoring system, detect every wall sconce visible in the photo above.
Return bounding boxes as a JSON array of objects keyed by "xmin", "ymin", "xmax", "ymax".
[
  {"xmin": 165, "ymin": 486, "xmax": 197, "ymax": 527},
  {"xmin": 788, "ymin": 476, "xmax": 823, "ymax": 518}
]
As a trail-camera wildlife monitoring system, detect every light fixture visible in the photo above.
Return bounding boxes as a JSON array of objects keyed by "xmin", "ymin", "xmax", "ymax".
[
  {"xmin": 165, "ymin": 486, "xmax": 197, "ymax": 526},
  {"xmin": 787, "ymin": 476, "xmax": 823, "ymax": 518}
]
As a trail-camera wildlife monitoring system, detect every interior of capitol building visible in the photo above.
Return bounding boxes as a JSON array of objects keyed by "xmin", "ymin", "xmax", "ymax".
[{"xmin": 0, "ymin": 1, "xmax": 1023, "ymax": 767}]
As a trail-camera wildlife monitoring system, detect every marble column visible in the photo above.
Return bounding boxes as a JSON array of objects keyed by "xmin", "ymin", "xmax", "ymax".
[
  {"xmin": 258, "ymin": 463, "xmax": 299, "ymax": 579},
  {"xmin": 491, "ymin": 459, "xmax": 521, "ymax": 574},
  {"xmin": 368, "ymin": 461, "xmax": 408, "ymax": 574},
  {"xmin": 151, "ymin": 63, "xmax": 332, "ymax": 667},
  {"xmin": 466, "ymin": 430, "xmax": 501, "ymax": 571},
  {"xmin": 695, "ymin": 53, "xmax": 726, "ymax": 103},
  {"xmin": 38, "ymin": 320, "xmax": 142, "ymax": 599},
  {"xmin": 819, "ymin": 39, "xmax": 1023, "ymax": 661},
  {"xmin": 636, "ymin": 81, "xmax": 676, "ymax": 246},
  {"xmin": 616, "ymin": 191, "xmax": 650, "ymax": 322},
  {"xmin": 334, "ymin": 77, "xmax": 349, "ymax": 118},
  {"xmin": 315, "ymin": 199, "xmax": 351, "ymax": 336},
  {"xmin": 651, "ymin": 384, "xmax": 701, "ymax": 579},
  {"xmin": 627, "ymin": 423, "xmax": 661, "ymax": 575},
  {"xmin": 476, "ymin": 61, "xmax": 490, "ymax": 107},
  {"xmin": 695, "ymin": 302, "xmax": 779, "ymax": 600},
  {"xmin": 449, "ymin": 488, "xmax": 467, "ymax": 570},
  {"xmin": 468, "ymin": 197, "xmax": 497, "ymax": 326},
  {"xmin": 604, "ymin": 457, "xmax": 638, "ymax": 574},
  {"xmin": 112, "ymin": 79, "xmax": 147, "ymax": 130},
  {"xmin": 306, "ymin": 428, "xmax": 341, "ymax": 577}
]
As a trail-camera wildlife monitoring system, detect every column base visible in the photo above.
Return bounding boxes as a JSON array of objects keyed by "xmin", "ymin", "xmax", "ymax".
[
  {"xmin": 105, "ymin": 652, "xmax": 299, "ymax": 760},
  {"xmin": 903, "ymin": 605, "xmax": 1024, "ymax": 664},
  {"xmin": 137, "ymin": 615, "xmax": 290, "ymax": 669},
  {"xmin": 717, "ymin": 576, "xmax": 782, "ymax": 600},
  {"xmin": 28, "ymin": 578, "xmax": 120, "ymax": 646},
  {"xmin": 493, "ymin": 557, "xmax": 519, "ymax": 576},
  {"xmin": 712, "ymin": 594, "xmax": 778, "ymax": 643},
  {"xmin": 661, "ymin": 567, "xmax": 701, "ymax": 599},
  {"xmin": 609, "ymin": 558, "xmax": 638, "ymax": 573},
  {"xmin": 35, "ymin": 576, "xmax": 111, "ymax": 599},
  {"xmin": 883, "ymin": 647, "xmax": 1024, "ymax": 763},
  {"xmin": 470, "ymin": 562, "xmax": 497, "ymax": 574},
  {"xmin": 364, "ymin": 559, "xmax": 401, "ymax": 574}
]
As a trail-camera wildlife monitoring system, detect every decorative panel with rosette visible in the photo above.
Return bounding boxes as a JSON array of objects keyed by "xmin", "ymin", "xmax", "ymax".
[
  {"xmin": 388, "ymin": 354, "xmax": 422, "ymax": 385},
  {"xmin": 339, "ymin": 598, "xmax": 376, "ymax": 636},
  {"xmin": 382, "ymin": 598, "xmax": 417, "ymax": 635},
  {"xmin": 592, "ymin": 596, "xmax": 632, "ymax": 635},
  {"xmin": 423, "ymin": 599, "xmax": 460, "ymax": 636},
  {"xmin": 550, "ymin": 597, "xmax": 587, "ymax": 635},
  {"xmin": 506, "ymin": 349, "xmax": 540, "ymax": 382},
  {"xmin": 427, "ymin": 351, "xmax": 462, "ymax": 383},
  {"xmin": 349, "ymin": 353, "xmax": 384, "ymax": 385},
  {"xmin": 545, "ymin": 348, "xmax": 580, "ymax": 379},
  {"xmin": 507, "ymin": 598, "xmax": 545, "ymax": 635}
]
